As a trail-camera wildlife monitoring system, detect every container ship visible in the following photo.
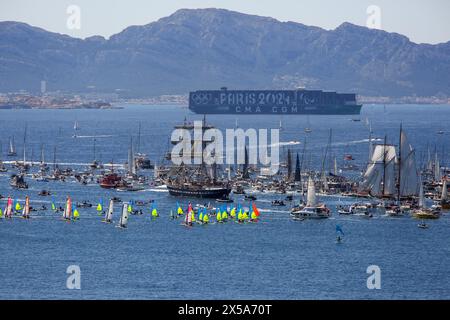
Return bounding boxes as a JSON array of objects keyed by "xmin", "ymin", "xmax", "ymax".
[{"xmin": 189, "ymin": 87, "xmax": 362, "ymax": 115}]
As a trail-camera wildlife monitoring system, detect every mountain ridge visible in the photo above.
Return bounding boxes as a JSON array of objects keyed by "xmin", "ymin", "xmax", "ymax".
[{"xmin": 0, "ymin": 8, "xmax": 449, "ymax": 98}]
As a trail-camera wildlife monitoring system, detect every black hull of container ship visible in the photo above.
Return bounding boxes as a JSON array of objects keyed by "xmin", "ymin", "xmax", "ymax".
[
  {"xmin": 167, "ymin": 185, "xmax": 231, "ymax": 198},
  {"xmin": 189, "ymin": 104, "xmax": 362, "ymax": 115}
]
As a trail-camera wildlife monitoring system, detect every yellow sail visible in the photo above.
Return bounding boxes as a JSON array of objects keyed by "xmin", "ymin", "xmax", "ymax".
[
  {"xmin": 230, "ymin": 207, "xmax": 236, "ymax": 218},
  {"xmin": 217, "ymin": 210, "xmax": 222, "ymax": 221},
  {"xmin": 222, "ymin": 211, "xmax": 228, "ymax": 220},
  {"xmin": 177, "ymin": 207, "xmax": 184, "ymax": 215},
  {"xmin": 199, "ymin": 212, "xmax": 203, "ymax": 221},
  {"xmin": 203, "ymin": 213, "xmax": 209, "ymax": 223},
  {"xmin": 127, "ymin": 204, "xmax": 132, "ymax": 213},
  {"xmin": 151, "ymin": 208, "xmax": 159, "ymax": 217},
  {"xmin": 251, "ymin": 211, "xmax": 257, "ymax": 220},
  {"xmin": 0, "ymin": 208, "xmax": 3, "ymax": 218},
  {"xmin": 73, "ymin": 209, "xmax": 80, "ymax": 219},
  {"xmin": 15, "ymin": 201, "xmax": 21, "ymax": 211},
  {"xmin": 238, "ymin": 211, "xmax": 243, "ymax": 220}
]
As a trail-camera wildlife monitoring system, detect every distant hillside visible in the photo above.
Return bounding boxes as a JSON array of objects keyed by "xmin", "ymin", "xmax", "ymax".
[{"xmin": 1, "ymin": 8, "xmax": 449, "ymax": 98}]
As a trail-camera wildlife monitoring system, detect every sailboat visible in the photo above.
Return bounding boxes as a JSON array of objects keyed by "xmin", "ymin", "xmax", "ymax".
[
  {"xmin": 360, "ymin": 136, "xmax": 397, "ymax": 198},
  {"xmin": 5, "ymin": 196, "xmax": 13, "ymax": 219},
  {"xmin": 74, "ymin": 120, "xmax": 80, "ymax": 131},
  {"xmin": 89, "ymin": 138, "xmax": 100, "ymax": 169},
  {"xmin": 7, "ymin": 137, "xmax": 17, "ymax": 156},
  {"xmin": 0, "ymin": 142, "xmax": 7, "ymax": 172},
  {"xmin": 412, "ymin": 184, "xmax": 440, "ymax": 219},
  {"xmin": 440, "ymin": 179, "xmax": 449, "ymax": 210},
  {"xmin": 292, "ymin": 177, "xmax": 330, "ymax": 219},
  {"xmin": 117, "ymin": 202, "xmax": 129, "ymax": 228},
  {"xmin": 21, "ymin": 196, "xmax": 30, "ymax": 219},
  {"xmin": 103, "ymin": 199, "xmax": 114, "ymax": 223},
  {"xmin": 183, "ymin": 203, "xmax": 194, "ymax": 227}
]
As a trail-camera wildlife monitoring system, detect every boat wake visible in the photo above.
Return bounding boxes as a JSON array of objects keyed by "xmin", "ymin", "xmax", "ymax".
[
  {"xmin": 72, "ymin": 135, "xmax": 114, "ymax": 139},
  {"xmin": 332, "ymin": 138, "xmax": 383, "ymax": 147}
]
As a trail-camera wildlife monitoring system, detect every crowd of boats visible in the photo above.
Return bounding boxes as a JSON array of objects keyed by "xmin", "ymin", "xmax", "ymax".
[{"xmin": 0, "ymin": 118, "xmax": 449, "ymax": 230}]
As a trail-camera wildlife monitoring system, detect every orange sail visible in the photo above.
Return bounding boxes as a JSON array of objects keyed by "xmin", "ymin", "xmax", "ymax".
[{"xmin": 252, "ymin": 202, "xmax": 260, "ymax": 217}]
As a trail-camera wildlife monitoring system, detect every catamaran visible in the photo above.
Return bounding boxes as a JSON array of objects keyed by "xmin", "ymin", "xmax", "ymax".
[
  {"xmin": 412, "ymin": 184, "xmax": 440, "ymax": 219},
  {"xmin": 117, "ymin": 202, "xmax": 129, "ymax": 228},
  {"xmin": 360, "ymin": 126, "xmax": 420, "ymax": 216},
  {"xmin": 291, "ymin": 176, "xmax": 331, "ymax": 219}
]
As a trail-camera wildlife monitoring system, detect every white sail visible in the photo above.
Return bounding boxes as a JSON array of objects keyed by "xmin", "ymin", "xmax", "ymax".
[
  {"xmin": 9, "ymin": 137, "xmax": 15, "ymax": 154},
  {"xmin": 153, "ymin": 164, "xmax": 159, "ymax": 179},
  {"xmin": 128, "ymin": 139, "xmax": 136, "ymax": 175},
  {"xmin": 105, "ymin": 199, "xmax": 114, "ymax": 221},
  {"xmin": 399, "ymin": 131, "xmax": 419, "ymax": 196},
  {"xmin": 306, "ymin": 176, "xmax": 317, "ymax": 207},
  {"xmin": 434, "ymin": 153, "xmax": 441, "ymax": 181},
  {"xmin": 119, "ymin": 202, "xmax": 129, "ymax": 227},
  {"xmin": 442, "ymin": 179, "xmax": 448, "ymax": 201},
  {"xmin": 361, "ymin": 144, "xmax": 397, "ymax": 197}
]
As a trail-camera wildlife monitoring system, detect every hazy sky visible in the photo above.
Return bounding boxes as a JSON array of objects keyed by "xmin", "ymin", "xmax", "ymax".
[{"xmin": 1, "ymin": 0, "xmax": 449, "ymax": 44}]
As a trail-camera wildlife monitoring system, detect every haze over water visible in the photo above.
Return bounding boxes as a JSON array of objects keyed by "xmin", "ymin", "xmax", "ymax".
[{"xmin": 0, "ymin": 104, "xmax": 449, "ymax": 299}]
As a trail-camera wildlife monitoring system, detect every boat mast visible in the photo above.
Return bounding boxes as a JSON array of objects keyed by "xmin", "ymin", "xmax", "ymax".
[
  {"xmin": 23, "ymin": 123, "xmax": 27, "ymax": 165},
  {"xmin": 137, "ymin": 122, "xmax": 141, "ymax": 154},
  {"xmin": 93, "ymin": 138, "xmax": 97, "ymax": 162},
  {"xmin": 382, "ymin": 135, "xmax": 387, "ymax": 197},
  {"xmin": 53, "ymin": 145, "xmax": 57, "ymax": 171}
]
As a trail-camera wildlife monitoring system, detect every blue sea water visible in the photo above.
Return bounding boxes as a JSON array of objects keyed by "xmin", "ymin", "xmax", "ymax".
[{"xmin": 0, "ymin": 104, "xmax": 449, "ymax": 299}]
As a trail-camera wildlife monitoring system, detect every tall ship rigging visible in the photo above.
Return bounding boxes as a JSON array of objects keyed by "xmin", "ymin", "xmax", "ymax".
[{"xmin": 162, "ymin": 117, "xmax": 231, "ymax": 198}]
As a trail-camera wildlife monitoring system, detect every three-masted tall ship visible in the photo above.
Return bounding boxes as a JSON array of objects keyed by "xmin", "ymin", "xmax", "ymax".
[{"xmin": 163, "ymin": 117, "xmax": 231, "ymax": 198}]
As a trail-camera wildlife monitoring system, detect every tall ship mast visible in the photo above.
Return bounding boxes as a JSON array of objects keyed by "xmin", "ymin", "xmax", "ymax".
[{"xmin": 164, "ymin": 117, "xmax": 231, "ymax": 198}]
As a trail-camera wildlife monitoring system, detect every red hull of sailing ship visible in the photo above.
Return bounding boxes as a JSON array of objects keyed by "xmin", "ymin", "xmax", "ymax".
[{"xmin": 99, "ymin": 173, "xmax": 123, "ymax": 189}]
